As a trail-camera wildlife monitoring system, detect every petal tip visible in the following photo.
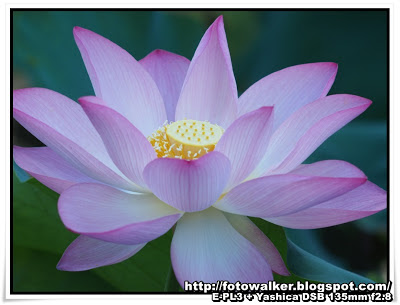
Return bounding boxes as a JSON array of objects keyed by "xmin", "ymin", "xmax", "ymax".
[
  {"xmin": 280, "ymin": 269, "xmax": 291, "ymax": 276},
  {"xmin": 73, "ymin": 26, "xmax": 85, "ymax": 37},
  {"xmin": 273, "ymin": 262, "xmax": 291, "ymax": 276},
  {"xmin": 56, "ymin": 259, "xmax": 80, "ymax": 272},
  {"xmin": 142, "ymin": 49, "xmax": 189, "ymax": 63},
  {"xmin": 153, "ymin": 49, "xmax": 166, "ymax": 55},
  {"xmin": 357, "ymin": 96, "xmax": 373, "ymax": 108},
  {"xmin": 336, "ymin": 94, "xmax": 373, "ymax": 108},
  {"xmin": 56, "ymin": 256, "xmax": 73, "ymax": 271},
  {"xmin": 355, "ymin": 97, "xmax": 373, "ymax": 109},
  {"xmin": 73, "ymin": 26, "xmax": 89, "ymax": 35},
  {"xmin": 77, "ymin": 96, "xmax": 88, "ymax": 104},
  {"xmin": 208, "ymin": 15, "xmax": 225, "ymax": 34},
  {"xmin": 143, "ymin": 49, "xmax": 169, "ymax": 58},
  {"xmin": 77, "ymin": 97, "xmax": 93, "ymax": 109},
  {"xmin": 259, "ymin": 105, "xmax": 275, "ymax": 114},
  {"xmin": 56, "ymin": 261, "xmax": 66, "ymax": 271},
  {"xmin": 77, "ymin": 96, "xmax": 94, "ymax": 105},
  {"xmin": 73, "ymin": 26, "xmax": 97, "ymax": 42},
  {"xmin": 78, "ymin": 95, "xmax": 108, "ymax": 108},
  {"xmin": 215, "ymin": 15, "xmax": 226, "ymax": 33},
  {"xmin": 326, "ymin": 61, "xmax": 338, "ymax": 69},
  {"xmin": 326, "ymin": 62, "xmax": 338, "ymax": 74}
]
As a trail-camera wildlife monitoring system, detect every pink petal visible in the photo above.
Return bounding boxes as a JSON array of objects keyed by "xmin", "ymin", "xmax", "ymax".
[
  {"xmin": 58, "ymin": 183, "xmax": 181, "ymax": 245},
  {"xmin": 80, "ymin": 96, "xmax": 157, "ymax": 190},
  {"xmin": 175, "ymin": 16, "xmax": 238, "ymax": 128},
  {"xmin": 143, "ymin": 152, "xmax": 231, "ymax": 212},
  {"xmin": 250, "ymin": 94, "xmax": 372, "ymax": 178},
  {"xmin": 139, "ymin": 49, "xmax": 190, "ymax": 122},
  {"xmin": 73, "ymin": 27, "xmax": 166, "ymax": 136},
  {"xmin": 216, "ymin": 107, "xmax": 274, "ymax": 191},
  {"xmin": 57, "ymin": 235, "xmax": 145, "ymax": 271},
  {"xmin": 13, "ymin": 88, "xmax": 136, "ymax": 191},
  {"xmin": 171, "ymin": 208, "xmax": 273, "ymax": 286},
  {"xmin": 266, "ymin": 181, "xmax": 386, "ymax": 229},
  {"xmin": 13, "ymin": 146, "xmax": 96, "ymax": 194},
  {"xmin": 289, "ymin": 160, "xmax": 366, "ymax": 177},
  {"xmin": 238, "ymin": 62, "xmax": 338, "ymax": 129},
  {"xmin": 214, "ymin": 166, "xmax": 366, "ymax": 218},
  {"xmin": 224, "ymin": 212, "xmax": 289, "ymax": 276}
]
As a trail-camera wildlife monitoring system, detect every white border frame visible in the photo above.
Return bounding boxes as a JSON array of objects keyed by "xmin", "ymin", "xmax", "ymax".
[{"xmin": 4, "ymin": 1, "xmax": 397, "ymax": 303}]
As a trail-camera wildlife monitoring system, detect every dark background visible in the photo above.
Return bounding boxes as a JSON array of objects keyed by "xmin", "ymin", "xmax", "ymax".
[{"xmin": 12, "ymin": 10, "xmax": 388, "ymax": 292}]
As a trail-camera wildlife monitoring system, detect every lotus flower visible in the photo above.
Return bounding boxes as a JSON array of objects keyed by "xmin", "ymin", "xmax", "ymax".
[{"xmin": 13, "ymin": 16, "xmax": 386, "ymax": 286}]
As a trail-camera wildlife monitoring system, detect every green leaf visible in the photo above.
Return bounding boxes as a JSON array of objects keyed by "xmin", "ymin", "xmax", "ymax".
[
  {"xmin": 233, "ymin": 11, "xmax": 387, "ymax": 121},
  {"xmin": 285, "ymin": 228, "xmax": 374, "ymax": 284},
  {"xmin": 354, "ymin": 210, "xmax": 387, "ymax": 235},
  {"xmin": 13, "ymin": 173, "xmax": 76, "ymax": 255},
  {"xmin": 91, "ymin": 232, "xmax": 173, "ymax": 292},
  {"xmin": 164, "ymin": 263, "xmax": 181, "ymax": 292},
  {"xmin": 13, "ymin": 245, "xmax": 117, "ymax": 292},
  {"xmin": 250, "ymin": 218, "xmax": 376, "ymax": 284},
  {"xmin": 249, "ymin": 218, "xmax": 319, "ymax": 283},
  {"xmin": 13, "ymin": 11, "xmax": 203, "ymax": 102},
  {"xmin": 12, "ymin": 173, "xmax": 175, "ymax": 292},
  {"xmin": 306, "ymin": 121, "xmax": 387, "ymax": 189}
]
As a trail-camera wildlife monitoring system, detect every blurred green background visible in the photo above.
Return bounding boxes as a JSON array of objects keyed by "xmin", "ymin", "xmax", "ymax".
[{"xmin": 12, "ymin": 10, "xmax": 388, "ymax": 292}]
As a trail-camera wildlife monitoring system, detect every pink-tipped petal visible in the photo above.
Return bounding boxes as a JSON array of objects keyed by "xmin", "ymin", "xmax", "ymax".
[
  {"xmin": 250, "ymin": 94, "xmax": 372, "ymax": 178},
  {"xmin": 143, "ymin": 151, "xmax": 231, "ymax": 212},
  {"xmin": 80, "ymin": 96, "xmax": 156, "ymax": 190},
  {"xmin": 238, "ymin": 62, "xmax": 338, "ymax": 129},
  {"xmin": 214, "ymin": 163, "xmax": 367, "ymax": 218},
  {"xmin": 265, "ymin": 181, "xmax": 386, "ymax": 229},
  {"xmin": 57, "ymin": 235, "xmax": 145, "ymax": 271},
  {"xmin": 171, "ymin": 208, "xmax": 273, "ymax": 286},
  {"xmin": 140, "ymin": 50, "xmax": 190, "ymax": 122},
  {"xmin": 73, "ymin": 26, "xmax": 166, "ymax": 136},
  {"xmin": 13, "ymin": 88, "xmax": 137, "ymax": 191},
  {"xmin": 58, "ymin": 183, "xmax": 181, "ymax": 245},
  {"xmin": 13, "ymin": 146, "xmax": 96, "ymax": 194},
  {"xmin": 216, "ymin": 106, "xmax": 274, "ymax": 191},
  {"xmin": 175, "ymin": 16, "xmax": 238, "ymax": 128},
  {"xmin": 224, "ymin": 212, "xmax": 290, "ymax": 276},
  {"xmin": 289, "ymin": 160, "xmax": 366, "ymax": 177}
]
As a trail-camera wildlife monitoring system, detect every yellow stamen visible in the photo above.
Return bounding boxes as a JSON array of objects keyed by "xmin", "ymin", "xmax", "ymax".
[{"xmin": 147, "ymin": 119, "xmax": 224, "ymax": 160}]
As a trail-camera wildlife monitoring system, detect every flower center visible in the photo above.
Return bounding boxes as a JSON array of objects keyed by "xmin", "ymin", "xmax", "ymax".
[{"xmin": 148, "ymin": 119, "xmax": 224, "ymax": 160}]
